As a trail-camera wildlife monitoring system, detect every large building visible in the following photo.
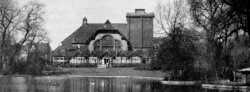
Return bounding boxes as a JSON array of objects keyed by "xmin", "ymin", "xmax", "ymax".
[{"xmin": 52, "ymin": 9, "xmax": 154, "ymax": 67}]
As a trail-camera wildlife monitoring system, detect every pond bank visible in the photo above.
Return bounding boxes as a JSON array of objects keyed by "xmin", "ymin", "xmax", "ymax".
[
  {"xmin": 202, "ymin": 83, "xmax": 249, "ymax": 90},
  {"xmin": 63, "ymin": 67, "xmax": 166, "ymax": 78},
  {"xmin": 161, "ymin": 81, "xmax": 201, "ymax": 86},
  {"xmin": 3, "ymin": 67, "xmax": 249, "ymax": 91},
  {"xmin": 160, "ymin": 80, "xmax": 250, "ymax": 91},
  {"xmin": 1, "ymin": 67, "xmax": 166, "ymax": 80}
]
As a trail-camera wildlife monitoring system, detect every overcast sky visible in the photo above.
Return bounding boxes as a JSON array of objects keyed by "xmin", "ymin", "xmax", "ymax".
[{"xmin": 19, "ymin": 0, "xmax": 165, "ymax": 49}]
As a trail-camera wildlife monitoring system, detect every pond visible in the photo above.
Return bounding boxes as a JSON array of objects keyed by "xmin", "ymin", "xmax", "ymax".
[{"xmin": 0, "ymin": 76, "xmax": 248, "ymax": 92}]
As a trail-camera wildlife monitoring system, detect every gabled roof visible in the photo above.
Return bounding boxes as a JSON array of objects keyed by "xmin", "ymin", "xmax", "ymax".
[
  {"xmin": 53, "ymin": 20, "xmax": 129, "ymax": 56},
  {"xmin": 52, "ymin": 45, "xmax": 67, "ymax": 56},
  {"xmin": 113, "ymin": 23, "xmax": 128, "ymax": 38},
  {"xmin": 62, "ymin": 23, "xmax": 103, "ymax": 44},
  {"xmin": 61, "ymin": 22, "xmax": 128, "ymax": 45}
]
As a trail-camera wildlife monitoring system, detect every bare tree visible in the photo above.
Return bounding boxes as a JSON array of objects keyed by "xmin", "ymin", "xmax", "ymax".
[
  {"xmin": 20, "ymin": 1, "xmax": 47, "ymax": 56},
  {"xmin": 188, "ymin": 0, "xmax": 249, "ymax": 80},
  {"xmin": 189, "ymin": 0, "xmax": 227, "ymax": 80},
  {"xmin": 0, "ymin": 0, "xmax": 48, "ymax": 73},
  {"xmin": 155, "ymin": 0, "xmax": 190, "ymax": 35},
  {"xmin": 0, "ymin": 0, "xmax": 20, "ymax": 71},
  {"xmin": 222, "ymin": 0, "xmax": 249, "ymax": 36}
]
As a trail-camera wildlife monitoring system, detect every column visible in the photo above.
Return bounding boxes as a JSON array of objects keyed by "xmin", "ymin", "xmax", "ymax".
[
  {"xmin": 100, "ymin": 40, "xmax": 102, "ymax": 50},
  {"xmin": 113, "ymin": 39, "xmax": 116, "ymax": 51}
]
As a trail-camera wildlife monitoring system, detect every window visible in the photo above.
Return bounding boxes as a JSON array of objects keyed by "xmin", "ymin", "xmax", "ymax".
[{"xmin": 93, "ymin": 35, "xmax": 122, "ymax": 51}]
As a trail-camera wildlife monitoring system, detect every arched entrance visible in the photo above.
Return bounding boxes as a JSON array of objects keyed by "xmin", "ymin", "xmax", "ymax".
[
  {"xmin": 86, "ymin": 25, "xmax": 132, "ymax": 68},
  {"xmin": 97, "ymin": 57, "xmax": 113, "ymax": 68},
  {"xmin": 97, "ymin": 50, "xmax": 114, "ymax": 68},
  {"xmin": 103, "ymin": 56, "xmax": 112, "ymax": 67},
  {"xmin": 93, "ymin": 35, "xmax": 122, "ymax": 51},
  {"xmin": 88, "ymin": 33, "xmax": 130, "ymax": 52}
]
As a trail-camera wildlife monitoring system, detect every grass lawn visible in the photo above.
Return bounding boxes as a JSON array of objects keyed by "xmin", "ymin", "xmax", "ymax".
[{"xmin": 63, "ymin": 67, "xmax": 166, "ymax": 78}]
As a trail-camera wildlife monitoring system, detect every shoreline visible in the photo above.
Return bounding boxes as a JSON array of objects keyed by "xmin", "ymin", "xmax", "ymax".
[
  {"xmin": 2, "ymin": 67, "xmax": 249, "ymax": 90},
  {"xmin": 0, "ymin": 74, "xmax": 164, "ymax": 81},
  {"xmin": 2, "ymin": 74, "xmax": 250, "ymax": 90},
  {"xmin": 35, "ymin": 75, "xmax": 164, "ymax": 80},
  {"xmin": 161, "ymin": 80, "xmax": 201, "ymax": 86},
  {"xmin": 202, "ymin": 83, "xmax": 249, "ymax": 90},
  {"xmin": 1, "ymin": 67, "xmax": 166, "ymax": 80}
]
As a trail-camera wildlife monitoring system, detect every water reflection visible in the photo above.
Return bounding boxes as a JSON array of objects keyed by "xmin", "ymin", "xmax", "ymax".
[
  {"xmin": 0, "ymin": 76, "xmax": 248, "ymax": 92},
  {"xmin": 63, "ymin": 77, "xmax": 159, "ymax": 92}
]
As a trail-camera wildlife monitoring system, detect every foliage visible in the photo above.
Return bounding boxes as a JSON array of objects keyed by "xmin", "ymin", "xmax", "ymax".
[
  {"xmin": 155, "ymin": 26, "xmax": 200, "ymax": 80},
  {"xmin": 0, "ymin": 0, "xmax": 49, "ymax": 75},
  {"xmin": 189, "ymin": 0, "xmax": 249, "ymax": 80},
  {"xmin": 150, "ymin": 57, "xmax": 161, "ymax": 70},
  {"xmin": 222, "ymin": 0, "xmax": 249, "ymax": 37},
  {"xmin": 4, "ymin": 53, "xmax": 49, "ymax": 75}
]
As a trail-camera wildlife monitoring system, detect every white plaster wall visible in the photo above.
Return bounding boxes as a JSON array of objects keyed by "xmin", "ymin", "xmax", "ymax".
[
  {"xmin": 69, "ymin": 57, "xmax": 86, "ymax": 64},
  {"xmin": 131, "ymin": 56, "xmax": 142, "ymax": 63},
  {"xmin": 53, "ymin": 57, "xmax": 66, "ymax": 63},
  {"xmin": 88, "ymin": 33, "xmax": 128, "ymax": 52},
  {"xmin": 89, "ymin": 57, "xmax": 98, "ymax": 63}
]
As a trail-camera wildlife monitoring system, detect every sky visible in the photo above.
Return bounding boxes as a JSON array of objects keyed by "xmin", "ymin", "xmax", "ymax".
[{"xmin": 19, "ymin": 0, "xmax": 164, "ymax": 50}]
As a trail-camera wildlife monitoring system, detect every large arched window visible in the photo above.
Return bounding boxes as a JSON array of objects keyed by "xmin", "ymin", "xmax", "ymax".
[{"xmin": 93, "ymin": 35, "xmax": 122, "ymax": 51}]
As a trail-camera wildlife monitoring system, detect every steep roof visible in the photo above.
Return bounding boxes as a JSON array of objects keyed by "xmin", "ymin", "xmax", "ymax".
[
  {"xmin": 61, "ymin": 23, "xmax": 128, "ymax": 45},
  {"xmin": 53, "ymin": 21, "xmax": 128, "ymax": 56},
  {"xmin": 113, "ymin": 24, "xmax": 128, "ymax": 38},
  {"xmin": 62, "ymin": 24, "xmax": 103, "ymax": 44},
  {"xmin": 52, "ymin": 45, "xmax": 66, "ymax": 56}
]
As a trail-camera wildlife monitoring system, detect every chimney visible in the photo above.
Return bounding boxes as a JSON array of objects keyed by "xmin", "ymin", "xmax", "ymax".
[
  {"xmin": 82, "ymin": 16, "xmax": 87, "ymax": 25},
  {"xmin": 135, "ymin": 9, "xmax": 145, "ymax": 14}
]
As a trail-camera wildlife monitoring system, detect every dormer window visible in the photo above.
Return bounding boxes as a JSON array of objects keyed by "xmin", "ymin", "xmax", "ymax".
[
  {"xmin": 104, "ymin": 20, "xmax": 112, "ymax": 29},
  {"xmin": 72, "ymin": 37, "xmax": 77, "ymax": 43}
]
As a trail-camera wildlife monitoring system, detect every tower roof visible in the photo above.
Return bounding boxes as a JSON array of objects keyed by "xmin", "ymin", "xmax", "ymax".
[{"xmin": 126, "ymin": 9, "xmax": 154, "ymax": 18}]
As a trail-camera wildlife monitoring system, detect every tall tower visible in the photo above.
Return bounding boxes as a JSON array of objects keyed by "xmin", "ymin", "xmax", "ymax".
[{"xmin": 126, "ymin": 9, "xmax": 154, "ymax": 50}]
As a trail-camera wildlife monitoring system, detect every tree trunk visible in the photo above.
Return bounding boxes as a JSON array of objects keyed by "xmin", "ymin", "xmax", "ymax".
[{"xmin": 233, "ymin": 71, "xmax": 236, "ymax": 82}]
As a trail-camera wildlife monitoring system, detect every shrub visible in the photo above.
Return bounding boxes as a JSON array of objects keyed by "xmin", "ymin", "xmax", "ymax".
[{"xmin": 152, "ymin": 26, "xmax": 201, "ymax": 80}]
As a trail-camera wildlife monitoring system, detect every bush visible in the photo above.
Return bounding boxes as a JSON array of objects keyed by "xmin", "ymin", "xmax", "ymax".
[
  {"xmin": 3, "ymin": 57, "xmax": 63, "ymax": 75},
  {"xmin": 164, "ymin": 68, "xmax": 208, "ymax": 81},
  {"xmin": 6, "ymin": 58, "xmax": 43, "ymax": 75},
  {"xmin": 152, "ymin": 26, "xmax": 201, "ymax": 80},
  {"xmin": 150, "ymin": 58, "xmax": 161, "ymax": 70},
  {"xmin": 24, "ymin": 62, "xmax": 43, "ymax": 75}
]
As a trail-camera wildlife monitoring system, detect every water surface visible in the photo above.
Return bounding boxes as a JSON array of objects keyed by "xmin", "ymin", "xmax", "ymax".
[{"xmin": 0, "ymin": 76, "xmax": 247, "ymax": 92}]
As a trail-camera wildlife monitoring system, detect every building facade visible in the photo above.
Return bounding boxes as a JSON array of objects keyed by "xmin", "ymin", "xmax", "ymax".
[{"xmin": 52, "ymin": 9, "xmax": 154, "ymax": 67}]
